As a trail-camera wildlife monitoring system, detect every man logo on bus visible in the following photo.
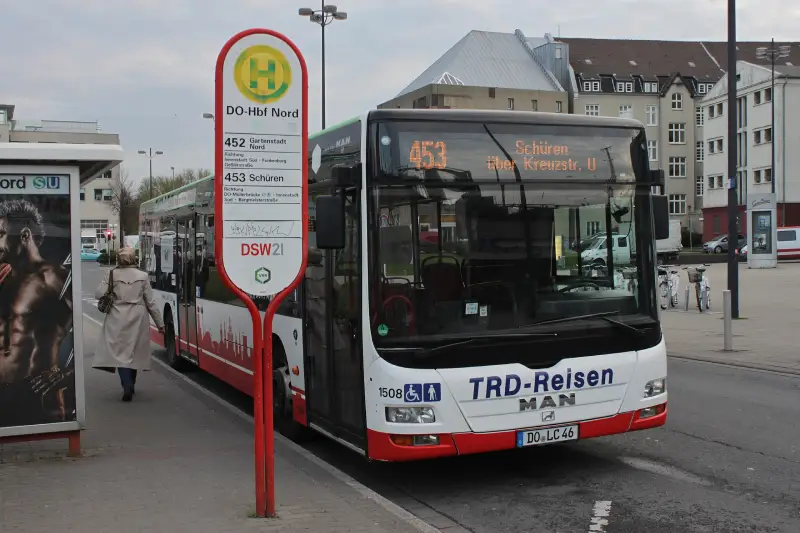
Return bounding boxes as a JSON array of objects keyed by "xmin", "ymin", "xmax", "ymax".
[
  {"xmin": 233, "ymin": 44, "xmax": 292, "ymax": 104},
  {"xmin": 254, "ymin": 267, "xmax": 271, "ymax": 284}
]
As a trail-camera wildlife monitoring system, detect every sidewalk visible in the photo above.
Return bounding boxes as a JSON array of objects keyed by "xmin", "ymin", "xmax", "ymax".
[
  {"xmin": 662, "ymin": 261, "xmax": 800, "ymax": 375},
  {"xmin": 0, "ymin": 317, "xmax": 435, "ymax": 533}
]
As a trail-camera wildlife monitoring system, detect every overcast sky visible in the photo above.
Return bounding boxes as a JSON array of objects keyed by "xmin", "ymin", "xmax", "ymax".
[{"xmin": 2, "ymin": 0, "xmax": 798, "ymax": 187}]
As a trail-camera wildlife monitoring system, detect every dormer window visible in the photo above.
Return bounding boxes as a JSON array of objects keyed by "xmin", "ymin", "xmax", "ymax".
[
  {"xmin": 616, "ymin": 81, "xmax": 634, "ymax": 92},
  {"xmin": 582, "ymin": 80, "xmax": 601, "ymax": 92},
  {"xmin": 672, "ymin": 93, "xmax": 683, "ymax": 110}
]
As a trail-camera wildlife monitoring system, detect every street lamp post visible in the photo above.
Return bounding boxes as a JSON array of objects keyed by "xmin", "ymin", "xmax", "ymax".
[
  {"xmin": 171, "ymin": 166, "xmax": 175, "ymax": 179},
  {"xmin": 298, "ymin": 3, "xmax": 348, "ymax": 129},
  {"xmin": 138, "ymin": 148, "xmax": 164, "ymax": 198},
  {"xmin": 726, "ymin": 0, "xmax": 739, "ymax": 318},
  {"xmin": 756, "ymin": 40, "xmax": 790, "ymax": 197}
]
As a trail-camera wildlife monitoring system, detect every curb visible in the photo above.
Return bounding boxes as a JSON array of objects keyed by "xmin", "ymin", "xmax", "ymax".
[{"xmin": 668, "ymin": 352, "xmax": 800, "ymax": 377}]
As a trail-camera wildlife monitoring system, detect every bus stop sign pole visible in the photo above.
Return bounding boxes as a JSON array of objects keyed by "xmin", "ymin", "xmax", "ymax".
[{"xmin": 214, "ymin": 28, "xmax": 309, "ymax": 518}]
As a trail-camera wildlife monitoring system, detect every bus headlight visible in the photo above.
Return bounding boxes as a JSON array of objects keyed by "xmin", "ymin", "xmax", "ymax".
[
  {"xmin": 385, "ymin": 406, "xmax": 436, "ymax": 424},
  {"xmin": 644, "ymin": 378, "xmax": 666, "ymax": 398}
]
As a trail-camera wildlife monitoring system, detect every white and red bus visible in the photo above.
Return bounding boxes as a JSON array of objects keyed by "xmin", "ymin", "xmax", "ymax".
[{"xmin": 139, "ymin": 109, "xmax": 670, "ymax": 461}]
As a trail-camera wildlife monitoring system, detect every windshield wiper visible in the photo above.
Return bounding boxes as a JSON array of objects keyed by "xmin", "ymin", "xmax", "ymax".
[
  {"xmin": 380, "ymin": 331, "xmax": 557, "ymax": 359},
  {"xmin": 519, "ymin": 311, "xmax": 646, "ymax": 336}
]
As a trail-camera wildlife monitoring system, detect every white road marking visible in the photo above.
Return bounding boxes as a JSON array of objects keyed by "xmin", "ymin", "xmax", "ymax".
[
  {"xmin": 619, "ymin": 456, "xmax": 711, "ymax": 486},
  {"xmin": 588, "ymin": 500, "xmax": 612, "ymax": 532},
  {"xmin": 81, "ymin": 313, "xmax": 441, "ymax": 533}
]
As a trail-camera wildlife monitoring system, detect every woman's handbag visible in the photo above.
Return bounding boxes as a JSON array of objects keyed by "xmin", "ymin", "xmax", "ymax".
[{"xmin": 97, "ymin": 268, "xmax": 116, "ymax": 314}]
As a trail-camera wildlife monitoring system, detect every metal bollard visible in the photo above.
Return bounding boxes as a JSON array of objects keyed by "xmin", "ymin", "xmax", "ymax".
[
  {"xmin": 723, "ymin": 289, "xmax": 733, "ymax": 351},
  {"xmin": 684, "ymin": 286, "xmax": 690, "ymax": 311}
]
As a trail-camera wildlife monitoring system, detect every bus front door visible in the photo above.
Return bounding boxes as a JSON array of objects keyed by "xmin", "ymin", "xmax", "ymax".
[
  {"xmin": 176, "ymin": 215, "xmax": 199, "ymax": 364},
  {"xmin": 305, "ymin": 193, "xmax": 366, "ymax": 450}
]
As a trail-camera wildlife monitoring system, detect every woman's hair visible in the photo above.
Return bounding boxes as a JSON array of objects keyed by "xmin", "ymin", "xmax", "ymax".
[{"xmin": 117, "ymin": 246, "xmax": 137, "ymax": 267}]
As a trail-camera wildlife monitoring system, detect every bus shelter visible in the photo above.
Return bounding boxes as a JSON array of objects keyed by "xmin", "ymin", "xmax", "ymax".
[{"xmin": 0, "ymin": 142, "xmax": 124, "ymax": 454}]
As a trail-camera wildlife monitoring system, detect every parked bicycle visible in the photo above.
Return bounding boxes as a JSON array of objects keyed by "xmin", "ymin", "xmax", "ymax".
[
  {"xmin": 683, "ymin": 264, "xmax": 711, "ymax": 312},
  {"xmin": 657, "ymin": 265, "xmax": 680, "ymax": 310}
]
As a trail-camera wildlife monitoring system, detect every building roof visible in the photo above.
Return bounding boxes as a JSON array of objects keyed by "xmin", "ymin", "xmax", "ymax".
[
  {"xmin": 0, "ymin": 142, "xmax": 124, "ymax": 184},
  {"xmin": 395, "ymin": 30, "xmax": 563, "ymax": 98},
  {"xmin": 775, "ymin": 64, "xmax": 800, "ymax": 78},
  {"xmin": 559, "ymin": 38, "xmax": 800, "ymax": 82}
]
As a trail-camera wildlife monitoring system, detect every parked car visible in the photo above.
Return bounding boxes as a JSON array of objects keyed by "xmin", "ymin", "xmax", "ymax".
[
  {"xmin": 80, "ymin": 248, "xmax": 101, "ymax": 261},
  {"xmin": 740, "ymin": 244, "xmax": 747, "ymax": 256},
  {"xmin": 703, "ymin": 233, "xmax": 745, "ymax": 253}
]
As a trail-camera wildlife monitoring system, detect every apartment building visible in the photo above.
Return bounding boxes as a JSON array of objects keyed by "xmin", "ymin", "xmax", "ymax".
[
  {"xmin": 558, "ymin": 38, "xmax": 800, "ymax": 231},
  {"xmin": 700, "ymin": 61, "xmax": 800, "ymax": 240},
  {"xmin": 379, "ymin": 30, "xmax": 570, "ymax": 114},
  {"xmin": 0, "ymin": 104, "xmax": 122, "ymax": 247}
]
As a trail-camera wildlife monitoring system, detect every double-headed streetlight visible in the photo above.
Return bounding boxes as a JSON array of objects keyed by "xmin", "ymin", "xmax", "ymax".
[
  {"xmin": 298, "ymin": 4, "xmax": 348, "ymax": 129},
  {"xmin": 756, "ymin": 40, "xmax": 790, "ymax": 196},
  {"xmin": 138, "ymin": 148, "xmax": 163, "ymax": 198}
]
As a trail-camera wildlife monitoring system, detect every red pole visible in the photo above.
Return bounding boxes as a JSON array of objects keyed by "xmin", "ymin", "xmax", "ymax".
[
  {"xmin": 263, "ymin": 314, "xmax": 276, "ymax": 518},
  {"xmin": 251, "ymin": 315, "xmax": 266, "ymax": 517}
]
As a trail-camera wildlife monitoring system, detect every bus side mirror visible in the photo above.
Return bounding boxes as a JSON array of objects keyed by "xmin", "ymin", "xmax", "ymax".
[
  {"xmin": 332, "ymin": 163, "xmax": 361, "ymax": 188},
  {"xmin": 315, "ymin": 195, "xmax": 346, "ymax": 249},
  {"xmin": 653, "ymin": 195, "xmax": 670, "ymax": 240},
  {"xmin": 649, "ymin": 169, "xmax": 665, "ymax": 193}
]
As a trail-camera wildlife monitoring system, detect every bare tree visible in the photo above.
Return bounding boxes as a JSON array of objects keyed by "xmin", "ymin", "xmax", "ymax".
[{"xmin": 110, "ymin": 168, "xmax": 138, "ymax": 242}]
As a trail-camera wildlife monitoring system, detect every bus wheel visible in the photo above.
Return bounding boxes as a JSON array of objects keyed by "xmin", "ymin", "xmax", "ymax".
[
  {"xmin": 164, "ymin": 319, "xmax": 187, "ymax": 371},
  {"xmin": 272, "ymin": 347, "xmax": 312, "ymax": 442}
]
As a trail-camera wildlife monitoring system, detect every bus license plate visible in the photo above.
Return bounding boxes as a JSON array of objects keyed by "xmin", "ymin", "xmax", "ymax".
[{"xmin": 516, "ymin": 425, "xmax": 579, "ymax": 447}]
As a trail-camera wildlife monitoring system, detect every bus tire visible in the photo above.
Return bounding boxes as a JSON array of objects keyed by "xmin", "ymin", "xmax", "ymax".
[
  {"xmin": 272, "ymin": 341, "xmax": 313, "ymax": 443},
  {"xmin": 164, "ymin": 314, "xmax": 187, "ymax": 371}
]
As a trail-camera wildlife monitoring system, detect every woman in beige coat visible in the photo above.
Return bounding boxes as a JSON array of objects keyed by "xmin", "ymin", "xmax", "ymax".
[{"xmin": 92, "ymin": 246, "xmax": 164, "ymax": 401}]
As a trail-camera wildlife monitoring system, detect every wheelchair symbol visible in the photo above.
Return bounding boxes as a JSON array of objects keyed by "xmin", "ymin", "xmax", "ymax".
[{"xmin": 404, "ymin": 384, "xmax": 422, "ymax": 403}]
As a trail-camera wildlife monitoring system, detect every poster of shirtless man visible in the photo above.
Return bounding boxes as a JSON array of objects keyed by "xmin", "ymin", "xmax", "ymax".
[{"xmin": 0, "ymin": 178, "xmax": 74, "ymax": 429}]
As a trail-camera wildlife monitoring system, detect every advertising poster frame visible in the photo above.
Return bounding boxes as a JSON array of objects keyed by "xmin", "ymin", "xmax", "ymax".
[{"xmin": 0, "ymin": 164, "xmax": 86, "ymax": 440}]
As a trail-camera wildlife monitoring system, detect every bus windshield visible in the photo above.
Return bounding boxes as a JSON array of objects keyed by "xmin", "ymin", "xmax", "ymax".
[{"xmin": 368, "ymin": 120, "xmax": 658, "ymax": 347}]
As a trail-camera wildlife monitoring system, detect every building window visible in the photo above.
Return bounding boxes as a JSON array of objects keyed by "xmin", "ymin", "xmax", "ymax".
[
  {"xmin": 80, "ymin": 188, "xmax": 85, "ymax": 201},
  {"xmin": 508, "ymin": 98, "xmax": 515, "ymax": 110},
  {"xmin": 616, "ymin": 81, "xmax": 633, "ymax": 92},
  {"xmin": 668, "ymin": 123, "xmax": 686, "ymax": 144},
  {"xmin": 668, "ymin": 157, "xmax": 687, "ymax": 178},
  {"xmin": 430, "ymin": 94, "xmax": 444, "ymax": 107},
  {"xmin": 754, "ymin": 169, "xmax": 762, "ymax": 183},
  {"xmin": 647, "ymin": 140, "xmax": 658, "ymax": 162},
  {"xmin": 696, "ymin": 175, "xmax": 704, "ymax": 196},
  {"xmin": 668, "ymin": 194, "xmax": 687, "ymax": 215},
  {"xmin": 556, "ymin": 101, "xmax": 562, "ymax": 113},
  {"xmin": 696, "ymin": 107, "xmax": 704, "ymax": 126},
  {"xmin": 532, "ymin": 99, "xmax": 538, "ymax": 111},
  {"xmin": 488, "ymin": 87, "xmax": 496, "ymax": 98},
  {"xmin": 583, "ymin": 81, "xmax": 600, "ymax": 92},
  {"xmin": 102, "ymin": 189, "xmax": 113, "ymax": 201},
  {"xmin": 585, "ymin": 104, "xmax": 599, "ymax": 116},
  {"xmin": 709, "ymin": 102, "xmax": 724, "ymax": 118},
  {"xmin": 644, "ymin": 81, "xmax": 659, "ymax": 93},
  {"xmin": 698, "ymin": 83, "xmax": 709, "ymax": 95},
  {"xmin": 671, "ymin": 93, "xmax": 683, "ymax": 110},
  {"xmin": 765, "ymin": 87, "xmax": 772, "ymax": 102},
  {"xmin": 716, "ymin": 175, "xmax": 724, "ymax": 188},
  {"xmin": 696, "ymin": 141, "xmax": 704, "ymax": 162},
  {"xmin": 94, "ymin": 189, "xmax": 102, "ymax": 201},
  {"xmin": 764, "ymin": 168, "xmax": 773, "ymax": 182},
  {"xmin": 618, "ymin": 105, "xmax": 633, "ymax": 119},
  {"xmin": 708, "ymin": 105, "xmax": 716, "ymax": 119},
  {"xmin": 708, "ymin": 138, "xmax": 724, "ymax": 154},
  {"xmin": 754, "ymin": 127, "xmax": 772, "ymax": 145},
  {"xmin": 0, "ymin": 110, "xmax": 6, "ymax": 125},
  {"xmin": 707, "ymin": 175, "xmax": 715, "ymax": 189},
  {"xmin": 646, "ymin": 105, "xmax": 658, "ymax": 126}
]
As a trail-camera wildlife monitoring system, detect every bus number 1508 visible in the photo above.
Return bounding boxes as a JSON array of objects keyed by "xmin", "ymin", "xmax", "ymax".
[{"xmin": 379, "ymin": 387, "xmax": 403, "ymax": 399}]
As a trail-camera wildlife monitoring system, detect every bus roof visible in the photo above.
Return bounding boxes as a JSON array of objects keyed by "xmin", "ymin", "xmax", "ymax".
[
  {"xmin": 140, "ymin": 174, "xmax": 214, "ymax": 209},
  {"xmin": 309, "ymin": 115, "xmax": 360, "ymax": 140}
]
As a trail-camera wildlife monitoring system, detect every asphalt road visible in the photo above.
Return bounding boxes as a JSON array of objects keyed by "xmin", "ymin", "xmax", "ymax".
[{"xmin": 80, "ymin": 263, "xmax": 800, "ymax": 533}]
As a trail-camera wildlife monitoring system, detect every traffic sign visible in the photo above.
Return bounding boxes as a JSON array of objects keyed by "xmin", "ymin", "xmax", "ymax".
[
  {"xmin": 214, "ymin": 28, "xmax": 309, "ymax": 520},
  {"xmin": 215, "ymin": 29, "xmax": 308, "ymax": 298}
]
